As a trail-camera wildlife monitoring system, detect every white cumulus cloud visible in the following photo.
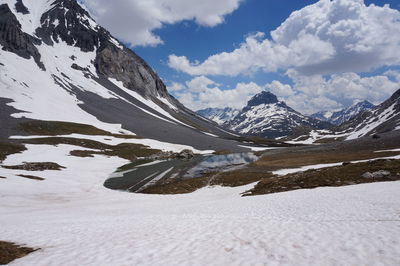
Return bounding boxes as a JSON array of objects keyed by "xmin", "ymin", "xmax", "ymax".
[
  {"xmin": 168, "ymin": 77, "xmax": 263, "ymax": 110},
  {"xmin": 81, "ymin": 0, "xmax": 242, "ymax": 46},
  {"xmin": 168, "ymin": 0, "xmax": 400, "ymax": 76},
  {"xmin": 279, "ymin": 71, "xmax": 400, "ymax": 114}
]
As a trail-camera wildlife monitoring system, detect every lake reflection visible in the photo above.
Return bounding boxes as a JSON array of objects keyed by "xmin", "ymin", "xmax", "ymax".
[
  {"xmin": 184, "ymin": 153, "xmax": 258, "ymax": 178},
  {"xmin": 105, "ymin": 152, "xmax": 259, "ymax": 193}
]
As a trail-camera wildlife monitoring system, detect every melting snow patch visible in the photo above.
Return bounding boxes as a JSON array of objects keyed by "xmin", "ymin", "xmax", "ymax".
[
  {"xmin": 238, "ymin": 145, "xmax": 278, "ymax": 152},
  {"xmin": 374, "ymin": 148, "xmax": 400, "ymax": 153},
  {"xmin": 10, "ymin": 134, "xmax": 214, "ymax": 154}
]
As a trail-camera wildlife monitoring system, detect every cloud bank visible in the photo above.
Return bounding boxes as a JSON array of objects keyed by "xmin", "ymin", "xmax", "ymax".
[
  {"xmin": 168, "ymin": 76, "xmax": 263, "ymax": 110},
  {"xmin": 170, "ymin": 71, "xmax": 399, "ymax": 114}
]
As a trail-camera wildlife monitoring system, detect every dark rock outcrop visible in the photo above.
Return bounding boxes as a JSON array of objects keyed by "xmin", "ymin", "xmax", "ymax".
[
  {"xmin": 246, "ymin": 91, "xmax": 278, "ymax": 107},
  {"xmin": 35, "ymin": 0, "xmax": 108, "ymax": 52},
  {"xmin": 15, "ymin": 0, "xmax": 29, "ymax": 14},
  {"xmin": 0, "ymin": 4, "xmax": 44, "ymax": 69},
  {"xmin": 95, "ymin": 45, "xmax": 170, "ymax": 99}
]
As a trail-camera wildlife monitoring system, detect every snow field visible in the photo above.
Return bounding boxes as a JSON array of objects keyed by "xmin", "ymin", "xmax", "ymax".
[{"xmin": 0, "ymin": 143, "xmax": 400, "ymax": 265}]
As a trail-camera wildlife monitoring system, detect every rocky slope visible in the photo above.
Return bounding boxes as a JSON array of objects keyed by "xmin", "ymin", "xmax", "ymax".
[
  {"xmin": 226, "ymin": 91, "xmax": 331, "ymax": 139},
  {"xmin": 339, "ymin": 89, "xmax": 400, "ymax": 139},
  {"xmin": 311, "ymin": 100, "xmax": 375, "ymax": 126},
  {"xmin": 0, "ymin": 0, "xmax": 249, "ymax": 152}
]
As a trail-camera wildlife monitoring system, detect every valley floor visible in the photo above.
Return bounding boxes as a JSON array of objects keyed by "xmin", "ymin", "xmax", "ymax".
[{"xmin": 0, "ymin": 141, "xmax": 400, "ymax": 265}]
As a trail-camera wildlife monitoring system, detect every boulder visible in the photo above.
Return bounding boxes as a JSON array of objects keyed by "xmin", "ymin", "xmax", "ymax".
[
  {"xmin": 372, "ymin": 170, "xmax": 390, "ymax": 178},
  {"xmin": 361, "ymin": 170, "xmax": 391, "ymax": 179},
  {"xmin": 177, "ymin": 149, "xmax": 194, "ymax": 160},
  {"xmin": 361, "ymin": 172, "xmax": 374, "ymax": 179}
]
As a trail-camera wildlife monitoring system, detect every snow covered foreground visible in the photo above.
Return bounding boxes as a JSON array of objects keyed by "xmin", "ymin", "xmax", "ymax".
[{"xmin": 1, "ymin": 145, "xmax": 400, "ymax": 266}]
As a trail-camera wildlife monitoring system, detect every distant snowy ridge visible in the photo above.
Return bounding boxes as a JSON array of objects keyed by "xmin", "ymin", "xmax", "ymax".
[
  {"xmin": 311, "ymin": 100, "xmax": 375, "ymax": 126},
  {"xmin": 342, "ymin": 89, "xmax": 400, "ymax": 140},
  {"xmin": 196, "ymin": 107, "xmax": 240, "ymax": 125},
  {"xmin": 290, "ymin": 89, "xmax": 400, "ymax": 143}
]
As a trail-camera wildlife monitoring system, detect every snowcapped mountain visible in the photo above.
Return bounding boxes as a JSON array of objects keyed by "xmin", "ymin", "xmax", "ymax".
[
  {"xmin": 291, "ymin": 89, "xmax": 400, "ymax": 143},
  {"xmin": 311, "ymin": 100, "xmax": 375, "ymax": 126},
  {"xmin": 196, "ymin": 107, "xmax": 240, "ymax": 125},
  {"xmin": 0, "ymin": 0, "xmax": 248, "ymax": 152},
  {"xmin": 340, "ymin": 89, "xmax": 400, "ymax": 139},
  {"xmin": 226, "ymin": 91, "xmax": 331, "ymax": 139}
]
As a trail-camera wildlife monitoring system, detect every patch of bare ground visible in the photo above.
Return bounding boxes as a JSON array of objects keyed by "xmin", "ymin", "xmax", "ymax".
[
  {"xmin": 18, "ymin": 174, "xmax": 45, "ymax": 181},
  {"xmin": 141, "ymin": 176, "xmax": 210, "ymax": 194},
  {"xmin": 244, "ymin": 159, "xmax": 400, "ymax": 196},
  {"xmin": 0, "ymin": 142, "xmax": 26, "ymax": 162},
  {"xmin": 209, "ymin": 168, "xmax": 273, "ymax": 187},
  {"xmin": 2, "ymin": 162, "xmax": 65, "ymax": 171},
  {"xmin": 0, "ymin": 241, "xmax": 38, "ymax": 265},
  {"xmin": 69, "ymin": 150, "xmax": 96, "ymax": 158},
  {"xmin": 17, "ymin": 120, "xmax": 140, "ymax": 139},
  {"xmin": 253, "ymin": 150, "xmax": 400, "ymax": 170}
]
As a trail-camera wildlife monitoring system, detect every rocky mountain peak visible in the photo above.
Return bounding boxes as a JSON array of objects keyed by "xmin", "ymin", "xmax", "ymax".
[
  {"xmin": 27, "ymin": 0, "xmax": 172, "ymax": 100},
  {"xmin": 355, "ymin": 100, "xmax": 375, "ymax": 109},
  {"xmin": 246, "ymin": 91, "xmax": 279, "ymax": 107},
  {"xmin": 35, "ymin": 0, "xmax": 109, "ymax": 52}
]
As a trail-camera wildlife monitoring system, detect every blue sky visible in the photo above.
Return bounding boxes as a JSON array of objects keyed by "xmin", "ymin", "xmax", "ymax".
[{"xmin": 83, "ymin": 0, "xmax": 400, "ymax": 114}]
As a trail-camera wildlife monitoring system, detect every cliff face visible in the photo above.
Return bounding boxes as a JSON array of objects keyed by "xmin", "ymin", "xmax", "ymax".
[
  {"xmin": 95, "ymin": 45, "xmax": 170, "ymax": 99},
  {"xmin": 0, "ymin": 4, "xmax": 44, "ymax": 69}
]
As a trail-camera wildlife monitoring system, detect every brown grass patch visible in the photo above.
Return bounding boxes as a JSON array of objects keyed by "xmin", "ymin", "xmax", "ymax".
[
  {"xmin": 2, "ymin": 162, "xmax": 65, "ymax": 171},
  {"xmin": 210, "ymin": 168, "xmax": 273, "ymax": 187},
  {"xmin": 0, "ymin": 142, "xmax": 26, "ymax": 162},
  {"xmin": 18, "ymin": 120, "xmax": 139, "ymax": 139},
  {"xmin": 253, "ymin": 150, "xmax": 399, "ymax": 170},
  {"xmin": 69, "ymin": 150, "xmax": 95, "ymax": 157},
  {"xmin": 0, "ymin": 241, "xmax": 38, "ymax": 265},
  {"xmin": 244, "ymin": 159, "xmax": 400, "ymax": 196},
  {"xmin": 18, "ymin": 174, "xmax": 45, "ymax": 181},
  {"xmin": 141, "ymin": 176, "xmax": 209, "ymax": 194}
]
